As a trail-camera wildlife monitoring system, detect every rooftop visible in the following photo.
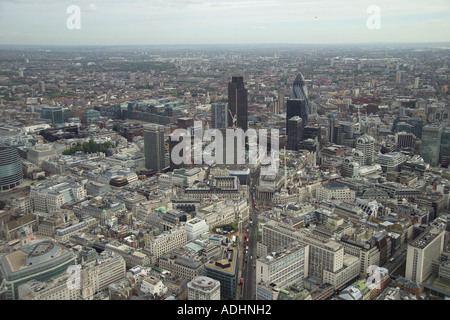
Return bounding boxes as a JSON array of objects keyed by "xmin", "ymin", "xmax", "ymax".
[{"xmin": 0, "ymin": 240, "xmax": 71, "ymax": 275}]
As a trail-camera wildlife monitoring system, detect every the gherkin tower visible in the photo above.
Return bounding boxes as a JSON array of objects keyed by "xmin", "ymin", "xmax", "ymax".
[{"xmin": 286, "ymin": 73, "xmax": 310, "ymax": 135}]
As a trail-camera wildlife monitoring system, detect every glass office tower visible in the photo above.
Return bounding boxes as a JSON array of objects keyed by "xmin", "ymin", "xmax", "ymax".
[
  {"xmin": 144, "ymin": 123, "xmax": 166, "ymax": 171},
  {"xmin": 211, "ymin": 102, "xmax": 228, "ymax": 129},
  {"xmin": 0, "ymin": 146, "xmax": 23, "ymax": 191},
  {"xmin": 41, "ymin": 106, "xmax": 63, "ymax": 124},
  {"xmin": 227, "ymin": 76, "xmax": 248, "ymax": 131},
  {"xmin": 286, "ymin": 73, "xmax": 310, "ymax": 135},
  {"xmin": 420, "ymin": 124, "xmax": 442, "ymax": 166}
]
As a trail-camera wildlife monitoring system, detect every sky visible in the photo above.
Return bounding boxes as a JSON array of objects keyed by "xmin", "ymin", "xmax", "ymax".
[{"xmin": 0, "ymin": 0, "xmax": 449, "ymax": 46}]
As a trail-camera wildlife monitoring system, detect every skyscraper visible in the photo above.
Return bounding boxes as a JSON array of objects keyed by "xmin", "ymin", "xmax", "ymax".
[
  {"xmin": 287, "ymin": 116, "xmax": 303, "ymax": 151},
  {"xmin": 286, "ymin": 73, "xmax": 309, "ymax": 135},
  {"xmin": 405, "ymin": 227, "xmax": 445, "ymax": 283},
  {"xmin": 396, "ymin": 71, "xmax": 402, "ymax": 84},
  {"xmin": 227, "ymin": 76, "xmax": 248, "ymax": 131},
  {"xmin": 273, "ymin": 88, "xmax": 285, "ymax": 114},
  {"xmin": 41, "ymin": 106, "xmax": 63, "ymax": 124},
  {"xmin": 440, "ymin": 125, "xmax": 450, "ymax": 167},
  {"xmin": 414, "ymin": 77, "xmax": 420, "ymax": 89},
  {"xmin": 211, "ymin": 102, "xmax": 228, "ymax": 129},
  {"xmin": 144, "ymin": 123, "xmax": 165, "ymax": 171},
  {"xmin": 38, "ymin": 81, "xmax": 45, "ymax": 93},
  {"xmin": 278, "ymin": 89, "xmax": 285, "ymax": 112},
  {"xmin": 0, "ymin": 146, "xmax": 23, "ymax": 191},
  {"xmin": 290, "ymin": 73, "xmax": 309, "ymax": 101},
  {"xmin": 355, "ymin": 134, "xmax": 375, "ymax": 166},
  {"xmin": 421, "ymin": 124, "xmax": 442, "ymax": 166}
]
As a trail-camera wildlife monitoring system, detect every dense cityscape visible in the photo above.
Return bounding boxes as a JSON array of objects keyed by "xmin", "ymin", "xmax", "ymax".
[
  {"xmin": 0, "ymin": 1, "xmax": 449, "ymax": 307},
  {"xmin": 0, "ymin": 43, "xmax": 449, "ymax": 303}
]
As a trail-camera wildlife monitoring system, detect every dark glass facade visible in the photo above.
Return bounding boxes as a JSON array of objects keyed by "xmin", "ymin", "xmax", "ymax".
[
  {"xmin": 287, "ymin": 116, "xmax": 303, "ymax": 151},
  {"xmin": 144, "ymin": 123, "xmax": 165, "ymax": 171},
  {"xmin": 227, "ymin": 76, "xmax": 248, "ymax": 131},
  {"xmin": 286, "ymin": 73, "xmax": 309, "ymax": 135},
  {"xmin": 211, "ymin": 102, "xmax": 228, "ymax": 129},
  {"xmin": 40, "ymin": 106, "xmax": 63, "ymax": 124}
]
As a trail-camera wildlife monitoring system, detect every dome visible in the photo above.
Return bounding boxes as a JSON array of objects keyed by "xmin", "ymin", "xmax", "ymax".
[{"xmin": 293, "ymin": 73, "xmax": 306, "ymax": 86}]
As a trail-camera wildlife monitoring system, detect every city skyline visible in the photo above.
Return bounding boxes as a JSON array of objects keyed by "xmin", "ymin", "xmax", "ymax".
[
  {"xmin": 0, "ymin": 5, "xmax": 449, "ymax": 303},
  {"xmin": 0, "ymin": 0, "xmax": 449, "ymax": 46}
]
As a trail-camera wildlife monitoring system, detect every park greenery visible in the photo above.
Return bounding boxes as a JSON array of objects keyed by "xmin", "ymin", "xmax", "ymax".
[{"xmin": 63, "ymin": 139, "xmax": 114, "ymax": 155}]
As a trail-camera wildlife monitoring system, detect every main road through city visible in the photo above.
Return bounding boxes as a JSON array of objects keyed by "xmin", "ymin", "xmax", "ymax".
[{"xmin": 238, "ymin": 170, "xmax": 259, "ymax": 300}]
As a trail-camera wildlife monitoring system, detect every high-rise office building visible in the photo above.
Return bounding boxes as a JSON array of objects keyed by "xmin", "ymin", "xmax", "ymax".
[
  {"xmin": 0, "ymin": 146, "xmax": 23, "ymax": 191},
  {"xmin": 392, "ymin": 117, "xmax": 423, "ymax": 139},
  {"xmin": 41, "ymin": 106, "xmax": 63, "ymax": 124},
  {"xmin": 211, "ymin": 102, "xmax": 228, "ymax": 129},
  {"xmin": 287, "ymin": 116, "xmax": 303, "ymax": 151},
  {"xmin": 405, "ymin": 227, "xmax": 445, "ymax": 283},
  {"xmin": 414, "ymin": 77, "xmax": 420, "ymax": 89},
  {"xmin": 227, "ymin": 76, "xmax": 248, "ymax": 131},
  {"xmin": 272, "ymin": 100, "xmax": 280, "ymax": 115},
  {"xmin": 278, "ymin": 89, "xmax": 285, "ymax": 112},
  {"xmin": 286, "ymin": 73, "xmax": 309, "ymax": 135},
  {"xmin": 255, "ymin": 242, "xmax": 309, "ymax": 300},
  {"xmin": 395, "ymin": 72, "xmax": 402, "ymax": 84},
  {"xmin": 290, "ymin": 73, "xmax": 309, "ymax": 101},
  {"xmin": 144, "ymin": 123, "xmax": 166, "ymax": 171},
  {"xmin": 396, "ymin": 132, "xmax": 417, "ymax": 149},
  {"xmin": 38, "ymin": 81, "xmax": 45, "ymax": 93},
  {"xmin": 273, "ymin": 89, "xmax": 285, "ymax": 114},
  {"xmin": 355, "ymin": 134, "xmax": 375, "ymax": 166},
  {"xmin": 420, "ymin": 124, "xmax": 442, "ymax": 167},
  {"xmin": 440, "ymin": 125, "xmax": 450, "ymax": 167},
  {"xmin": 286, "ymin": 99, "xmax": 307, "ymax": 135},
  {"xmin": 205, "ymin": 248, "xmax": 238, "ymax": 300},
  {"xmin": 187, "ymin": 276, "xmax": 221, "ymax": 300}
]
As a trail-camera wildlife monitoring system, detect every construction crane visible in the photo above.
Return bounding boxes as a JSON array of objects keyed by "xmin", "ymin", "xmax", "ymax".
[{"xmin": 228, "ymin": 109, "xmax": 237, "ymax": 129}]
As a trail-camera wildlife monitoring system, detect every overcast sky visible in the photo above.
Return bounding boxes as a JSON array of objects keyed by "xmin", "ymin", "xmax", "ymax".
[{"xmin": 0, "ymin": 0, "xmax": 449, "ymax": 46}]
